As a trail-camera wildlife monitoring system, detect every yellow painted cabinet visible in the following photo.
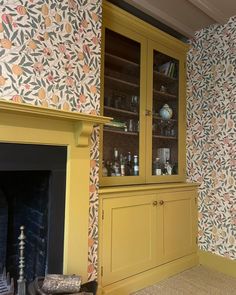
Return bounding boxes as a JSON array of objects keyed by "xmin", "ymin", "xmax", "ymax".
[
  {"xmin": 101, "ymin": 194, "xmax": 161, "ymax": 286},
  {"xmin": 98, "ymin": 3, "xmax": 198, "ymax": 294},
  {"xmin": 159, "ymin": 190, "xmax": 197, "ymax": 264},
  {"xmin": 100, "ymin": 186, "xmax": 197, "ymax": 288},
  {"xmin": 100, "ymin": 2, "xmax": 189, "ymax": 187}
]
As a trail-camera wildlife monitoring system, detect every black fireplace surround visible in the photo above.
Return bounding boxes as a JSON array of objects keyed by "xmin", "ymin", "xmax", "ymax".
[{"xmin": 0, "ymin": 143, "xmax": 67, "ymax": 283}]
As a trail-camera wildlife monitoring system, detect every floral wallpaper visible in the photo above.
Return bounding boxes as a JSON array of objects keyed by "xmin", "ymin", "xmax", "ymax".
[
  {"xmin": 0, "ymin": 0, "xmax": 102, "ymax": 279},
  {"xmin": 187, "ymin": 16, "xmax": 236, "ymax": 259},
  {"xmin": 88, "ymin": 126, "xmax": 100, "ymax": 281},
  {"xmin": 0, "ymin": 0, "xmax": 101, "ymax": 114}
]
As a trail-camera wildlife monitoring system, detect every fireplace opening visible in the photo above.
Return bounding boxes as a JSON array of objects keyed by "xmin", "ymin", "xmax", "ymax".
[{"xmin": 0, "ymin": 143, "xmax": 67, "ymax": 284}]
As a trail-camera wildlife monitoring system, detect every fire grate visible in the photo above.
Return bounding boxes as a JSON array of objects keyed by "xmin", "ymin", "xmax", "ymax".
[{"xmin": 0, "ymin": 269, "xmax": 14, "ymax": 295}]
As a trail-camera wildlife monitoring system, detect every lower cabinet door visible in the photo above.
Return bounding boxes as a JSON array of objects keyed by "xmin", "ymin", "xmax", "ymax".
[
  {"xmin": 101, "ymin": 194, "xmax": 161, "ymax": 286},
  {"xmin": 159, "ymin": 189, "xmax": 197, "ymax": 264}
]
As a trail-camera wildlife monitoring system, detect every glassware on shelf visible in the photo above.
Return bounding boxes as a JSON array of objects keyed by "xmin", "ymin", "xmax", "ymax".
[
  {"xmin": 104, "ymin": 96, "xmax": 112, "ymax": 107},
  {"xmin": 113, "ymin": 147, "xmax": 121, "ymax": 176},
  {"xmin": 160, "ymin": 85, "xmax": 167, "ymax": 93},
  {"xmin": 157, "ymin": 148, "xmax": 170, "ymax": 166},
  {"xmin": 109, "ymin": 162, "xmax": 116, "ymax": 176},
  {"xmin": 162, "ymin": 160, "xmax": 172, "ymax": 175},
  {"xmin": 152, "ymin": 122, "xmax": 157, "ymax": 135},
  {"xmin": 126, "ymin": 152, "xmax": 132, "ymax": 176},
  {"xmin": 133, "ymin": 155, "xmax": 139, "ymax": 176},
  {"xmin": 127, "ymin": 119, "xmax": 135, "ymax": 132},
  {"xmin": 112, "ymin": 91, "xmax": 126, "ymax": 109},
  {"xmin": 165, "ymin": 160, "xmax": 172, "ymax": 175},
  {"xmin": 158, "ymin": 119, "xmax": 176, "ymax": 137},
  {"xmin": 103, "ymin": 149, "xmax": 141, "ymax": 177},
  {"xmin": 127, "ymin": 119, "xmax": 139, "ymax": 133},
  {"xmin": 120, "ymin": 154, "xmax": 125, "ymax": 176},
  {"xmin": 172, "ymin": 162, "xmax": 178, "ymax": 175},
  {"xmin": 130, "ymin": 95, "xmax": 139, "ymax": 113},
  {"xmin": 153, "ymin": 158, "xmax": 162, "ymax": 175},
  {"xmin": 102, "ymin": 160, "xmax": 108, "ymax": 177}
]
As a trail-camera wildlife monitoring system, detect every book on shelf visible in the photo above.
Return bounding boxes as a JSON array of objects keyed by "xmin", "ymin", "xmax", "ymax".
[
  {"xmin": 158, "ymin": 61, "xmax": 171, "ymax": 76},
  {"xmin": 157, "ymin": 61, "xmax": 176, "ymax": 78},
  {"xmin": 168, "ymin": 62, "xmax": 174, "ymax": 77},
  {"xmin": 169, "ymin": 62, "xmax": 177, "ymax": 78}
]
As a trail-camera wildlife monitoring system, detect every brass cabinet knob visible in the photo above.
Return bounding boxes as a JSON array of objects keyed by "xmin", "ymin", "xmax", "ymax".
[
  {"xmin": 153, "ymin": 201, "xmax": 158, "ymax": 206},
  {"xmin": 159, "ymin": 200, "xmax": 164, "ymax": 205},
  {"xmin": 145, "ymin": 109, "xmax": 152, "ymax": 116}
]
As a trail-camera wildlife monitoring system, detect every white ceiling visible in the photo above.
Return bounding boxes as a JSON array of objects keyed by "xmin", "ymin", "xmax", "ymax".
[{"xmin": 123, "ymin": 0, "xmax": 236, "ymax": 37}]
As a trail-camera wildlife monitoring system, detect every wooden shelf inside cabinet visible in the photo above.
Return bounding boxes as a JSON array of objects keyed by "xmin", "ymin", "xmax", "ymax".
[
  {"xmin": 153, "ymin": 70, "xmax": 178, "ymax": 82},
  {"xmin": 153, "ymin": 135, "xmax": 177, "ymax": 140},
  {"xmin": 104, "ymin": 75, "xmax": 139, "ymax": 88},
  {"xmin": 152, "ymin": 115, "xmax": 177, "ymax": 122},
  {"xmin": 104, "ymin": 127, "xmax": 138, "ymax": 136},
  {"xmin": 153, "ymin": 89, "xmax": 177, "ymax": 100},
  {"xmin": 105, "ymin": 52, "xmax": 140, "ymax": 68},
  {"xmin": 104, "ymin": 106, "xmax": 139, "ymax": 117}
]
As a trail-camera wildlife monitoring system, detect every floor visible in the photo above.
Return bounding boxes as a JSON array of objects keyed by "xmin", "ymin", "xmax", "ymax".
[{"xmin": 132, "ymin": 266, "xmax": 236, "ymax": 294}]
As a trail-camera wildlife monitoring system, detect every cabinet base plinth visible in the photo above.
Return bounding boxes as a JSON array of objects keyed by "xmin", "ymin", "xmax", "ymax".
[{"xmin": 98, "ymin": 253, "xmax": 198, "ymax": 295}]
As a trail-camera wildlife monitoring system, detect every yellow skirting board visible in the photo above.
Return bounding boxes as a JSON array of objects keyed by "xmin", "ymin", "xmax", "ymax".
[{"xmin": 198, "ymin": 250, "xmax": 236, "ymax": 278}]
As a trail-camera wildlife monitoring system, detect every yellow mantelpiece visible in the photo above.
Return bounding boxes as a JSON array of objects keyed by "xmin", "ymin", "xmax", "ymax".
[{"xmin": 0, "ymin": 100, "xmax": 110, "ymax": 281}]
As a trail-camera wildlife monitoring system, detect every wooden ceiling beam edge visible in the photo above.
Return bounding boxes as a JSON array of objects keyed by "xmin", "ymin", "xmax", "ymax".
[{"xmin": 187, "ymin": 0, "xmax": 227, "ymax": 24}]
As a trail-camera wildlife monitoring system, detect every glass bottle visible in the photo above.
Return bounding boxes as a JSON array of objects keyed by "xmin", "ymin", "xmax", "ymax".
[
  {"xmin": 130, "ymin": 95, "xmax": 138, "ymax": 112},
  {"xmin": 172, "ymin": 162, "xmax": 178, "ymax": 175},
  {"xmin": 110, "ymin": 162, "xmax": 116, "ymax": 176},
  {"xmin": 102, "ymin": 160, "xmax": 108, "ymax": 177},
  {"xmin": 153, "ymin": 157, "xmax": 162, "ymax": 175},
  {"xmin": 114, "ymin": 147, "xmax": 119, "ymax": 161},
  {"xmin": 126, "ymin": 152, "xmax": 132, "ymax": 176},
  {"xmin": 113, "ymin": 147, "xmax": 120, "ymax": 176},
  {"xmin": 120, "ymin": 154, "xmax": 125, "ymax": 176},
  {"xmin": 133, "ymin": 155, "xmax": 139, "ymax": 176},
  {"xmin": 106, "ymin": 160, "xmax": 111, "ymax": 176},
  {"xmin": 162, "ymin": 162, "xmax": 168, "ymax": 175},
  {"xmin": 166, "ymin": 160, "xmax": 172, "ymax": 175}
]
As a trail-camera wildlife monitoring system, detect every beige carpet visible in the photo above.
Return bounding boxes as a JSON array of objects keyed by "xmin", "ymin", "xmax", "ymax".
[{"xmin": 132, "ymin": 266, "xmax": 236, "ymax": 295}]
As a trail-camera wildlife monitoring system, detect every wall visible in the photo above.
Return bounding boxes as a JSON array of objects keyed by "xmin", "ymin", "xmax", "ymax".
[
  {"xmin": 187, "ymin": 16, "xmax": 236, "ymax": 259},
  {"xmin": 0, "ymin": 0, "xmax": 102, "ymax": 280}
]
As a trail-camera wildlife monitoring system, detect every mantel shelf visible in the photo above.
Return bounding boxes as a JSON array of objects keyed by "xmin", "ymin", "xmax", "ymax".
[
  {"xmin": 0, "ymin": 100, "xmax": 112, "ymax": 147},
  {"xmin": 0, "ymin": 100, "xmax": 111, "ymax": 124}
]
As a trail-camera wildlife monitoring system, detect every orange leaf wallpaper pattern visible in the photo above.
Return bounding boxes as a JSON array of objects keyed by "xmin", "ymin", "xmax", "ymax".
[
  {"xmin": 187, "ymin": 16, "xmax": 236, "ymax": 260},
  {"xmin": 0, "ymin": 0, "xmax": 101, "ymax": 115},
  {"xmin": 0, "ymin": 0, "xmax": 102, "ymax": 280}
]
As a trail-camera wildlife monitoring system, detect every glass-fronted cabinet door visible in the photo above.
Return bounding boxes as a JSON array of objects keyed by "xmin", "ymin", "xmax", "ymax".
[
  {"xmin": 100, "ymin": 23, "xmax": 147, "ymax": 186},
  {"xmin": 146, "ymin": 40, "xmax": 186, "ymax": 183}
]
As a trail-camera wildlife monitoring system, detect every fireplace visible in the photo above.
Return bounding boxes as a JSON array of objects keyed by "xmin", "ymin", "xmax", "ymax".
[
  {"xmin": 0, "ymin": 100, "xmax": 109, "ymax": 282},
  {"xmin": 0, "ymin": 143, "xmax": 67, "ymax": 283}
]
